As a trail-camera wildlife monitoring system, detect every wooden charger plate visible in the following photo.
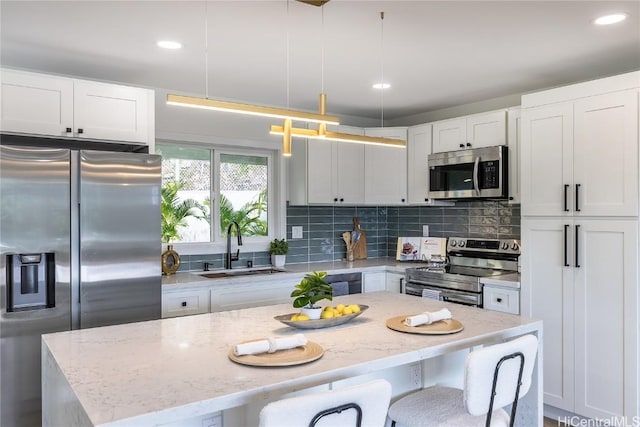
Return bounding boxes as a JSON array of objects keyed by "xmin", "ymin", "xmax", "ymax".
[
  {"xmin": 386, "ymin": 316, "xmax": 464, "ymax": 335},
  {"xmin": 228, "ymin": 340, "xmax": 324, "ymax": 367}
]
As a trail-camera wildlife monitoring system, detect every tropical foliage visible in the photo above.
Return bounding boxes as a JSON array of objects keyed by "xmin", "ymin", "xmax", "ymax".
[
  {"xmin": 161, "ymin": 181, "xmax": 207, "ymax": 243},
  {"xmin": 218, "ymin": 189, "xmax": 268, "ymax": 237}
]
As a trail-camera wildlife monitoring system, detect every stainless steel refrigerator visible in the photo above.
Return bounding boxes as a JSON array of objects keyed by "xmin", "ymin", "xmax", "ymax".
[{"xmin": 0, "ymin": 140, "xmax": 161, "ymax": 426}]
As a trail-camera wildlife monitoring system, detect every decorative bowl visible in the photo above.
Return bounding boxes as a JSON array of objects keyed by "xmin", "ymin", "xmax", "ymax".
[{"xmin": 274, "ymin": 305, "xmax": 369, "ymax": 329}]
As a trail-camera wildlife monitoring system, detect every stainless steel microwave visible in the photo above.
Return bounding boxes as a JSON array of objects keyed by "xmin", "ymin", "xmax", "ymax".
[{"xmin": 428, "ymin": 145, "xmax": 508, "ymax": 200}]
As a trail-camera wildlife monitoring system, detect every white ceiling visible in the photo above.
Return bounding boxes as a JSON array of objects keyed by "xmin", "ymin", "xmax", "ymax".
[{"xmin": 1, "ymin": 1, "xmax": 639, "ymax": 121}]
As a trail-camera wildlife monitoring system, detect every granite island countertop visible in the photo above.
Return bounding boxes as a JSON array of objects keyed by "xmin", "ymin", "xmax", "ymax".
[{"xmin": 42, "ymin": 291, "xmax": 542, "ymax": 427}]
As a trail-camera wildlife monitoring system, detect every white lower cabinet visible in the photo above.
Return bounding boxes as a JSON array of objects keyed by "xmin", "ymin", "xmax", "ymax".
[
  {"xmin": 210, "ymin": 280, "xmax": 295, "ymax": 313},
  {"xmin": 385, "ymin": 272, "xmax": 404, "ymax": 293},
  {"xmin": 521, "ymin": 218, "xmax": 639, "ymax": 418},
  {"xmin": 162, "ymin": 289, "xmax": 211, "ymax": 318},
  {"xmin": 362, "ymin": 271, "xmax": 386, "ymax": 293},
  {"xmin": 482, "ymin": 286, "xmax": 519, "ymax": 315}
]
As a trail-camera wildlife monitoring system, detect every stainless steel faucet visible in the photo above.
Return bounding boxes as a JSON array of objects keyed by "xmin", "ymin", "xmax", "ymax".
[{"xmin": 225, "ymin": 221, "xmax": 243, "ymax": 269}]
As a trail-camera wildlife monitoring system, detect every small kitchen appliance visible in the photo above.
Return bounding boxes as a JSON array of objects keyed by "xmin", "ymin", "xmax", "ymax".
[
  {"xmin": 404, "ymin": 237, "xmax": 520, "ymax": 307},
  {"xmin": 428, "ymin": 145, "xmax": 508, "ymax": 200}
]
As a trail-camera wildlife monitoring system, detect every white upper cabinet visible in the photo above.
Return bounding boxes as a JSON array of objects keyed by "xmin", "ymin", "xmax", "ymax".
[
  {"xmin": 432, "ymin": 110, "xmax": 506, "ymax": 153},
  {"xmin": 1, "ymin": 69, "xmax": 154, "ymax": 146},
  {"xmin": 363, "ymin": 127, "xmax": 408, "ymax": 205},
  {"xmin": 407, "ymin": 123, "xmax": 431, "ymax": 204},
  {"xmin": 522, "ymin": 90, "xmax": 638, "ymax": 217},
  {"xmin": 291, "ymin": 125, "xmax": 365, "ymax": 205},
  {"xmin": 572, "ymin": 91, "xmax": 638, "ymax": 217},
  {"xmin": 521, "ymin": 102, "xmax": 573, "ymax": 216},
  {"xmin": 73, "ymin": 80, "xmax": 151, "ymax": 144},
  {"xmin": 506, "ymin": 107, "xmax": 521, "ymax": 204}
]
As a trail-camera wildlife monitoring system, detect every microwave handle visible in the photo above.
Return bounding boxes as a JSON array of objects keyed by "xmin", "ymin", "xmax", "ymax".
[{"xmin": 473, "ymin": 156, "xmax": 481, "ymax": 196}]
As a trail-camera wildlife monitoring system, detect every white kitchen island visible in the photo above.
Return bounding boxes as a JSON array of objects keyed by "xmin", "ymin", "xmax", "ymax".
[{"xmin": 42, "ymin": 291, "xmax": 543, "ymax": 426}]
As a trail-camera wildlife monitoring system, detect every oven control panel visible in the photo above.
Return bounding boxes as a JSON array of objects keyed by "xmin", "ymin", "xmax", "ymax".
[{"xmin": 447, "ymin": 237, "xmax": 520, "ymax": 254}]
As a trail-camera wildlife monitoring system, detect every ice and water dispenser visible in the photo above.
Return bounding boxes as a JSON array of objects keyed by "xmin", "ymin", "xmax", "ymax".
[{"xmin": 5, "ymin": 253, "xmax": 55, "ymax": 311}]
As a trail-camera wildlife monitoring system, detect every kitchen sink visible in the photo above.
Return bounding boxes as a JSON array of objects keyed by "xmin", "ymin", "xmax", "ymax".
[{"xmin": 199, "ymin": 267, "xmax": 287, "ymax": 279}]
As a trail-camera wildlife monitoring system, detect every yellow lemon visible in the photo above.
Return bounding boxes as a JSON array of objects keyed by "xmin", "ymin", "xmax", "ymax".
[
  {"xmin": 336, "ymin": 304, "xmax": 345, "ymax": 314},
  {"xmin": 348, "ymin": 304, "xmax": 361, "ymax": 313},
  {"xmin": 296, "ymin": 314, "xmax": 310, "ymax": 321},
  {"xmin": 333, "ymin": 308, "xmax": 342, "ymax": 317},
  {"xmin": 320, "ymin": 310, "xmax": 334, "ymax": 319},
  {"xmin": 290, "ymin": 314, "xmax": 299, "ymax": 321},
  {"xmin": 323, "ymin": 306, "xmax": 333, "ymax": 312},
  {"xmin": 342, "ymin": 307, "xmax": 353, "ymax": 315}
]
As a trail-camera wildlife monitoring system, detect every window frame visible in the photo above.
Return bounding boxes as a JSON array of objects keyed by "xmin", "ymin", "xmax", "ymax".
[{"xmin": 157, "ymin": 139, "xmax": 283, "ymax": 256}]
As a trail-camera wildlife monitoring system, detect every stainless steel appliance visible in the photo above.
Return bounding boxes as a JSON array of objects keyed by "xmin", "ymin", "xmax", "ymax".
[
  {"xmin": 428, "ymin": 145, "xmax": 508, "ymax": 200},
  {"xmin": 404, "ymin": 237, "xmax": 520, "ymax": 307},
  {"xmin": 0, "ymin": 138, "xmax": 161, "ymax": 426}
]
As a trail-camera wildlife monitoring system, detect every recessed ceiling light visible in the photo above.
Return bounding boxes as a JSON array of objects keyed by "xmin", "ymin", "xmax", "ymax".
[
  {"xmin": 157, "ymin": 40, "xmax": 182, "ymax": 50},
  {"xmin": 594, "ymin": 13, "xmax": 628, "ymax": 25},
  {"xmin": 373, "ymin": 83, "xmax": 391, "ymax": 89}
]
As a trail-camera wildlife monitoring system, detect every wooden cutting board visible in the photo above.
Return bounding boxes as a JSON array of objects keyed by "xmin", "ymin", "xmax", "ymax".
[{"xmin": 353, "ymin": 217, "xmax": 367, "ymax": 259}]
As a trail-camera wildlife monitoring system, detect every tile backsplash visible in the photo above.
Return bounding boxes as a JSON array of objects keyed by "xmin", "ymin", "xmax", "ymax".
[
  {"xmin": 286, "ymin": 201, "xmax": 520, "ymax": 264},
  {"xmin": 174, "ymin": 200, "xmax": 520, "ymax": 271}
]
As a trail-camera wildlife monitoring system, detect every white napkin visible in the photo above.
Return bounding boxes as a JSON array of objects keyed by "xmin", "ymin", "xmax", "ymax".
[
  {"xmin": 403, "ymin": 308, "xmax": 452, "ymax": 327},
  {"xmin": 234, "ymin": 334, "xmax": 308, "ymax": 356}
]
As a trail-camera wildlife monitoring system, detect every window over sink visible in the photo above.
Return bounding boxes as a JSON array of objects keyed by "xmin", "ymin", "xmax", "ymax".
[{"xmin": 156, "ymin": 142, "xmax": 274, "ymax": 251}]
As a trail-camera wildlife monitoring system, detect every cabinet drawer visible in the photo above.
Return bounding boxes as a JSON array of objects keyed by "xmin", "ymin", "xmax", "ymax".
[
  {"xmin": 483, "ymin": 286, "xmax": 520, "ymax": 315},
  {"xmin": 162, "ymin": 289, "xmax": 210, "ymax": 318}
]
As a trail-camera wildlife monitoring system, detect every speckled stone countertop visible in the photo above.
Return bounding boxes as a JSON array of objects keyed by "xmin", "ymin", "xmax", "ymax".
[{"xmin": 42, "ymin": 291, "xmax": 541, "ymax": 427}]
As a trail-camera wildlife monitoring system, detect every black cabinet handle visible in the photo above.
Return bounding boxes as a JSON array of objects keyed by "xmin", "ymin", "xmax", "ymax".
[
  {"xmin": 564, "ymin": 224, "xmax": 570, "ymax": 267},
  {"xmin": 400, "ymin": 278, "xmax": 404, "ymax": 294},
  {"xmin": 496, "ymin": 298, "xmax": 503, "ymax": 303},
  {"xmin": 466, "ymin": 142, "xmax": 471, "ymax": 147},
  {"xmin": 459, "ymin": 143, "xmax": 464, "ymax": 148},
  {"xmin": 181, "ymin": 301, "xmax": 187, "ymax": 307},
  {"xmin": 575, "ymin": 224, "xmax": 580, "ymax": 268},
  {"xmin": 333, "ymin": 198, "xmax": 338, "ymax": 202},
  {"xmin": 401, "ymin": 198, "xmax": 406, "ymax": 203},
  {"xmin": 77, "ymin": 128, "xmax": 84, "ymax": 134},
  {"xmin": 339, "ymin": 198, "xmax": 344, "ymax": 202},
  {"xmin": 575, "ymin": 184, "xmax": 581, "ymax": 212},
  {"xmin": 65, "ymin": 127, "xmax": 72, "ymax": 133},
  {"xmin": 564, "ymin": 184, "xmax": 570, "ymax": 212},
  {"xmin": 424, "ymin": 198, "xmax": 428, "ymax": 202}
]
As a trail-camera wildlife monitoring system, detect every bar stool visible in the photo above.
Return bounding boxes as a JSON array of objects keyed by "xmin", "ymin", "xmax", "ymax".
[
  {"xmin": 259, "ymin": 379, "xmax": 392, "ymax": 427},
  {"xmin": 388, "ymin": 334, "xmax": 538, "ymax": 427}
]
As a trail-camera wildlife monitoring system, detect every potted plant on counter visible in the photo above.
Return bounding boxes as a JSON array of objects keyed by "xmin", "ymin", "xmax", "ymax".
[
  {"xmin": 269, "ymin": 238, "xmax": 289, "ymax": 267},
  {"xmin": 290, "ymin": 271, "xmax": 333, "ymax": 319}
]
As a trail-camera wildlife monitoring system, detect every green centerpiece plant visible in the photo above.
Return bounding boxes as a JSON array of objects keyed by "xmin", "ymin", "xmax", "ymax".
[{"xmin": 290, "ymin": 271, "xmax": 333, "ymax": 319}]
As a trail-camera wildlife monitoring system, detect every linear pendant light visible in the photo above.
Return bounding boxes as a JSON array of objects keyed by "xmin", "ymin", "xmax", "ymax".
[
  {"xmin": 166, "ymin": 0, "xmax": 339, "ymax": 127},
  {"xmin": 166, "ymin": 94, "xmax": 339, "ymax": 125},
  {"xmin": 270, "ymin": 124, "xmax": 406, "ymax": 147}
]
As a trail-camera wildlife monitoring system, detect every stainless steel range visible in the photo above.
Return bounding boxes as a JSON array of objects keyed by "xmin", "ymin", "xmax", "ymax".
[{"xmin": 404, "ymin": 237, "xmax": 520, "ymax": 307}]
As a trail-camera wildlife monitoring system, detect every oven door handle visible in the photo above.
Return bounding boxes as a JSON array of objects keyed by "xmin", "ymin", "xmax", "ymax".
[
  {"xmin": 440, "ymin": 290, "xmax": 480, "ymax": 306},
  {"xmin": 473, "ymin": 156, "xmax": 481, "ymax": 196}
]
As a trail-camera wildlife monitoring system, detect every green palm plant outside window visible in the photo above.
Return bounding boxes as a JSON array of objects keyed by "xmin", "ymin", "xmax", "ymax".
[{"xmin": 161, "ymin": 181, "xmax": 207, "ymax": 243}]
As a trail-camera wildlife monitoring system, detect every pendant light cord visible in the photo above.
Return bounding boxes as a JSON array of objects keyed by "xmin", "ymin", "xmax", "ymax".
[
  {"xmin": 286, "ymin": 0, "xmax": 290, "ymax": 108},
  {"xmin": 321, "ymin": 5, "xmax": 325, "ymax": 94},
  {"xmin": 204, "ymin": 1, "xmax": 209, "ymax": 99},
  {"xmin": 380, "ymin": 11, "xmax": 384, "ymax": 127}
]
